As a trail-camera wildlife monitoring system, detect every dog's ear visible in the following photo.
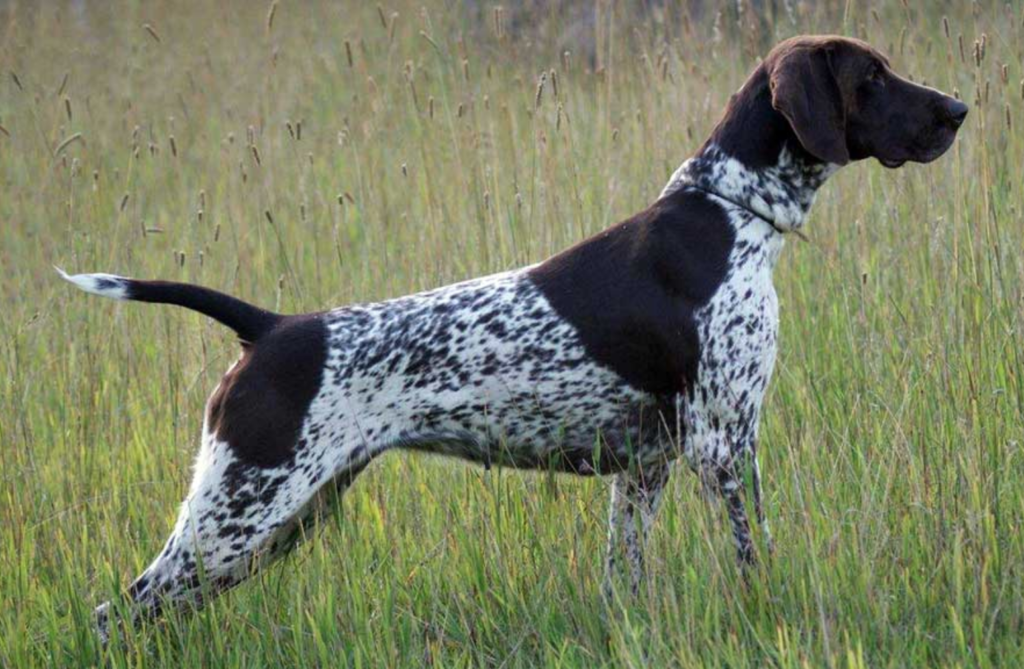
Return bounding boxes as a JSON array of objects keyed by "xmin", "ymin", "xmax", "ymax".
[{"xmin": 769, "ymin": 45, "xmax": 850, "ymax": 166}]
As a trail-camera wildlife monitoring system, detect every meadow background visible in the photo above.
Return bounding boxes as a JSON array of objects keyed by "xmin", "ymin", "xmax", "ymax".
[{"xmin": 1, "ymin": 0, "xmax": 1023, "ymax": 666}]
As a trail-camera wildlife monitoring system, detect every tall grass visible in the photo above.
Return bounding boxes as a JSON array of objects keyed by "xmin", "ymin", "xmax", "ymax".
[{"xmin": 1, "ymin": 1, "xmax": 1022, "ymax": 666}]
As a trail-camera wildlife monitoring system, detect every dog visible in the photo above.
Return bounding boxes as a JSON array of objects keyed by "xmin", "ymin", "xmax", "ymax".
[{"xmin": 60, "ymin": 35, "xmax": 966, "ymax": 640}]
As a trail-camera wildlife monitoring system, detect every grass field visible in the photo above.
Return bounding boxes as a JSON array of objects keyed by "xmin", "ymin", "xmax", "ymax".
[{"xmin": 2, "ymin": 0, "xmax": 1023, "ymax": 666}]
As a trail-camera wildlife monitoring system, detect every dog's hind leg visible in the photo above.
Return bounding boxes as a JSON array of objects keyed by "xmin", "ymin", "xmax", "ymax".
[
  {"xmin": 602, "ymin": 461, "xmax": 671, "ymax": 599},
  {"xmin": 95, "ymin": 432, "xmax": 373, "ymax": 643}
]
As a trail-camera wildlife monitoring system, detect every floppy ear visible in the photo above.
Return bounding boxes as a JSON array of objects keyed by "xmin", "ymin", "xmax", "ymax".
[{"xmin": 769, "ymin": 46, "xmax": 850, "ymax": 165}]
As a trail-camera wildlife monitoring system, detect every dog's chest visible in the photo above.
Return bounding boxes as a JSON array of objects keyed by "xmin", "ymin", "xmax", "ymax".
[{"xmin": 692, "ymin": 217, "xmax": 783, "ymax": 424}]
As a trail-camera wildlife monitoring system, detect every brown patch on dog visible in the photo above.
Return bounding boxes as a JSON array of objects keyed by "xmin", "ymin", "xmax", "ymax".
[{"xmin": 207, "ymin": 315, "xmax": 328, "ymax": 468}]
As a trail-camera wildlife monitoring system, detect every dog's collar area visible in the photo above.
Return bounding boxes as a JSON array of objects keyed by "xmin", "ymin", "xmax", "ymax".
[
  {"xmin": 660, "ymin": 146, "xmax": 830, "ymax": 240},
  {"xmin": 682, "ymin": 185, "xmax": 793, "ymax": 237}
]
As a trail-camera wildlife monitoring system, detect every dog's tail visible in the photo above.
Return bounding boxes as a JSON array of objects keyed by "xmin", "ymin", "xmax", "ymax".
[{"xmin": 56, "ymin": 267, "xmax": 281, "ymax": 344}]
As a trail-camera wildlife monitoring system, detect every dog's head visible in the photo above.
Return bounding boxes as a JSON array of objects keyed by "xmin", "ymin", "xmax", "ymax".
[{"xmin": 766, "ymin": 35, "xmax": 967, "ymax": 168}]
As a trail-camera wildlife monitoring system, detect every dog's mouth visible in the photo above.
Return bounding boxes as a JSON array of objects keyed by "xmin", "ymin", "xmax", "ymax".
[
  {"xmin": 887, "ymin": 124, "xmax": 962, "ymax": 169},
  {"xmin": 875, "ymin": 118, "xmax": 962, "ymax": 170},
  {"xmin": 877, "ymin": 137, "xmax": 954, "ymax": 169},
  {"xmin": 878, "ymin": 157, "xmax": 907, "ymax": 169}
]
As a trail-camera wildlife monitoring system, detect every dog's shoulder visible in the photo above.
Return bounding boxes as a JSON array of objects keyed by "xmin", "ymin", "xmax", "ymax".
[{"xmin": 528, "ymin": 188, "xmax": 737, "ymax": 396}]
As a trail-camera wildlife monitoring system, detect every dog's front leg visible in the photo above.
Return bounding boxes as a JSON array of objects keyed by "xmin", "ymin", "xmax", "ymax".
[
  {"xmin": 602, "ymin": 461, "xmax": 671, "ymax": 599},
  {"xmin": 715, "ymin": 463, "xmax": 755, "ymax": 566},
  {"xmin": 749, "ymin": 446, "xmax": 772, "ymax": 556},
  {"xmin": 685, "ymin": 402, "xmax": 764, "ymax": 567},
  {"xmin": 700, "ymin": 423, "xmax": 771, "ymax": 567}
]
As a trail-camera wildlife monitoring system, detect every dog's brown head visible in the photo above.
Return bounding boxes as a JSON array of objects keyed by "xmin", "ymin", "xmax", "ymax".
[{"xmin": 765, "ymin": 35, "xmax": 967, "ymax": 168}]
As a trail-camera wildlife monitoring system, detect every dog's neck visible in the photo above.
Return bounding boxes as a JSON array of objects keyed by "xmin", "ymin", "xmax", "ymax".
[
  {"xmin": 661, "ymin": 145, "xmax": 836, "ymax": 233},
  {"xmin": 660, "ymin": 65, "xmax": 839, "ymax": 233}
]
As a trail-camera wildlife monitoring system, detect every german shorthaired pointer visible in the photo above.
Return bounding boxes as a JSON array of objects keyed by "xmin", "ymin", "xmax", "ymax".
[{"xmin": 61, "ymin": 35, "xmax": 967, "ymax": 640}]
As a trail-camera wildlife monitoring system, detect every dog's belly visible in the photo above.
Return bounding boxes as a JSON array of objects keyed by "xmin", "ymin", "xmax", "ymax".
[{"xmin": 318, "ymin": 269, "xmax": 678, "ymax": 474}]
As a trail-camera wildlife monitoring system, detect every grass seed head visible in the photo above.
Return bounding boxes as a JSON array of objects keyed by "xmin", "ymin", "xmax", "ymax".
[
  {"xmin": 54, "ymin": 132, "xmax": 83, "ymax": 156},
  {"xmin": 143, "ymin": 23, "xmax": 161, "ymax": 43},
  {"xmin": 492, "ymin": 6, "xmax": 504, "ymax": 39},
  {"xmin": 266, "ymin": 1, "xmax": 278, "ymax": 34}
]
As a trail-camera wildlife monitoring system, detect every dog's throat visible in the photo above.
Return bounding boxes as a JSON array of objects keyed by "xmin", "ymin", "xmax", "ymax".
[{"xmin": 681, "ymin": 184, "xmax": 791, "ymax": 237}]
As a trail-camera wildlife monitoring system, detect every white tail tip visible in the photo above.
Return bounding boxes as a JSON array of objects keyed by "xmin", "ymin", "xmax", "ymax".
[{"xmin": 55, "ymin": 266, "xmax": 130, "ymax": 300}]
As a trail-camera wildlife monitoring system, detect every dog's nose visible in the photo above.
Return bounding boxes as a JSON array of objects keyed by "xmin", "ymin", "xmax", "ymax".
[{"xmin": 945, "ymin": 98, "xmax": 969, "ymax": 128}]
